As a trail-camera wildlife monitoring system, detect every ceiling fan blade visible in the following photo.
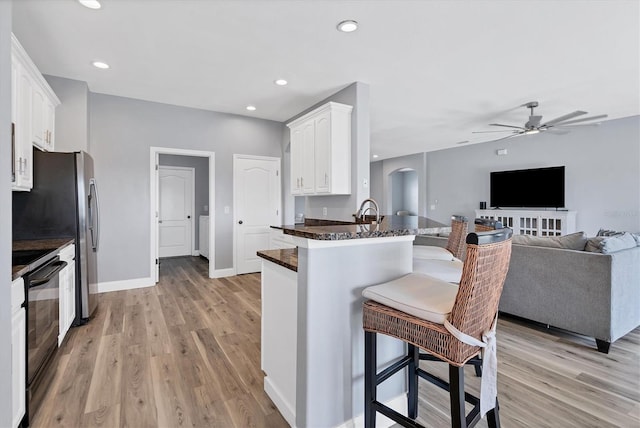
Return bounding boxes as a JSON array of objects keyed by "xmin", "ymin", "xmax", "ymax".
[
  {"xmin": 492, "ymin": 133, "xmax": 522, "ymax": 142},
  {"xmin": 472, "ymin": 130, "xmax": 516, "ymax": 134},
  {"xmin": 552, "ymin": 114, "xmax": 608, "ymax": 126},
  {"xmin": 541, "ymin": 110, "xmax": 587, "ymax": 127},
  {"xmin": 489, "ymin": 123, "xmax": 526, "ymax": 130}
]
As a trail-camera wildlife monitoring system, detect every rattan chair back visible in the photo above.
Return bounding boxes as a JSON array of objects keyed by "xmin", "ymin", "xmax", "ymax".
[
  {"xmin": 445, "ymin": 215, "xmax": 469, "ymax": 259},
  {"xmin": 474, "ymin": 218, "xmax": 503, "ymax": 232},
  {"xmin": 447, "ymin": 229, "xmax": 512, "ymax": 360}
]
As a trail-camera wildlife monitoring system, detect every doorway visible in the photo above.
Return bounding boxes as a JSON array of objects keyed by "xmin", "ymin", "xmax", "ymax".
[
  {"xmin": 389, "ymin": 168, "xmax": 418, "ymax": 215},
  {"xmin": 158, "ymin": 166, "xmax": 195, "ymax": 258},
  {"xmin": 233, "ymin": 155, "xmax": 281, "ymax": 275},
  {"xmin": 150, "ymin": 147, "xmax": 215, "ymax": 282}
]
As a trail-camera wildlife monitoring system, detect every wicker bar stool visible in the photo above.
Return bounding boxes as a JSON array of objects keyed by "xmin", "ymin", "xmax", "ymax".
[
  {"xmin": 363, "ymin": 228, "xmax": 513, "ymax": 428},
  {"xmin": 413, "ymin": 218, "xmax": 503, "ymax": 284},
  {"xmin": 413, "ymin": 215, "xmax": 468, "ymax": 262},
  {"xmin": 474, "ymin": 218, "xmax": 503, "ymax": 232}
]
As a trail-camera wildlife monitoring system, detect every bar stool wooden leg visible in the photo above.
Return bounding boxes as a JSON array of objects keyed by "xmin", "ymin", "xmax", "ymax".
[
  {"xmin": 449, "ymin": 365, "xmax": 467, "ymax": 428},
  {"xmin": 407, "ymin": 344, "xmax": 419, "ymax": 419},
  {"xmin": 365, "ymin": 331, "xmax": 377, "ymax": 428}
]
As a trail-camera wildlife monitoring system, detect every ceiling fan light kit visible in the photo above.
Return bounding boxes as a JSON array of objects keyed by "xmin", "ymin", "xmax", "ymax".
[{"xmin": 474, "ymin": 101, "xmax": 608, "ymax": 141}]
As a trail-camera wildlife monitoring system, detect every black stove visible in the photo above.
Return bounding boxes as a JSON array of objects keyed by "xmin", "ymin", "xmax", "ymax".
[{"xmin": 12, "ymin": 249, "xmax": 57, "ymax": 269}]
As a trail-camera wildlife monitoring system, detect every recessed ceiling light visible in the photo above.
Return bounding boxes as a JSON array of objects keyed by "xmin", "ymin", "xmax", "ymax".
[
  {"xmin": 274, "ymin": 79, "xmax": 288, "ymax": 86},
  {"xmin": 246, "ymin": 105, "xmax": 257, "ymax": 111},
  {"xmin": 372, "ymin": 154, "xmax": 379, "ymax": 159},
  {"xmin": 337, "ymin": 20, "xmax": 358, "ymax": 33},
  {"xmin": 92, "ymin": 61, "xmax": 109, "ymax": 69},
  {"xmin": 78, "ymin": 0, "xmax": 101, "ymax": 9}
]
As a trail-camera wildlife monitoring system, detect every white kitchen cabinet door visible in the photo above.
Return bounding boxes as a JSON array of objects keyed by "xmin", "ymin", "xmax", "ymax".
[
  {"xmin": 31, "ymin": 85, "xmax": 45, "ymax": 149},
  {"xmin": 13, "ymin": 58, "xmax": 33, "ymax": 191},
  {"xmin": 286, "ymin": 102, "xmax": 352, "ymax": 196},
  {"xmin": 11, "ymin": 277, "xmax": 26, "ymax": 428},
  {"xmin": 290, "ymin": 127, "xmax": 303, "ymax": 195},
  {"xmin": 58, "ymin": 245, "xmax": 76, "ymax": 345},
  {"xmin": 43, "ymin": 98, "xmax": 56, "ymax": 151},
  {"xmin": 300, "ymin": 120, "xmax": 315, "ymax": 194}
]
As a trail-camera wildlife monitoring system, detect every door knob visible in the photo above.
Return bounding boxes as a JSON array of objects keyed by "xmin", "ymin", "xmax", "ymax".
[{"xmin": 238, "ymin": 220, "xmax": 243, "ymax": 224}]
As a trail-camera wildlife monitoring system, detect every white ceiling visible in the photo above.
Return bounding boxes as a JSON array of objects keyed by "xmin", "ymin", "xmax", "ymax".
[{"xmin": 12, "ymin": 0, "xmax": 640, "ymax": 160}]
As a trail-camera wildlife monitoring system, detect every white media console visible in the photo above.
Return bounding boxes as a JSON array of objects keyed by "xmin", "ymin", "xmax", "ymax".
[{"xmin": 476, "ymin": 209, "xmax": 577, "ymax": 236}]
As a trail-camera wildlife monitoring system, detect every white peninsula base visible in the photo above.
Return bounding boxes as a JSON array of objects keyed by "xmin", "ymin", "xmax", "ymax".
[{"xmin": 261, "ymin": 234, "xmax": 416, "ymax": 428}]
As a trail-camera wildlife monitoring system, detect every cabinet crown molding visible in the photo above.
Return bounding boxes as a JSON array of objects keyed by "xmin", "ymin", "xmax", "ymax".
[{"xmin": 286, "ymin": 101, "xmax": 353, "ymax": 129}]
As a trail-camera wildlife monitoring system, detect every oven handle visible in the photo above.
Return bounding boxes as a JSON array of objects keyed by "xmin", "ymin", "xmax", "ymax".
[{"xmin": 29, "ymin": 260, "xmax": 68, "ymax": 288}]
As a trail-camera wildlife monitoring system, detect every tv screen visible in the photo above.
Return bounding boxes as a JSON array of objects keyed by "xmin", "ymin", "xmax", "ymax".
[{"xmin": 490, "ymin": 166, "xmax": 565, "ymax": 208}]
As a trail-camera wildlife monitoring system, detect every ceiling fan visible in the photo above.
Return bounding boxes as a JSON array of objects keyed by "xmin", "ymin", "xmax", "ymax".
[{"xmin": 473, "ymin": 101, "xmax": 608, "ymax": 141}]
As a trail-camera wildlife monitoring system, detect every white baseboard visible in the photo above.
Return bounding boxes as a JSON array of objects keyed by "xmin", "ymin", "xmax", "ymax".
[
  {"xmin": 192, "ymin": 250, "xmax": 200, "ymax": 256},
  {"xmin": 264, "ymin": 377, "xmax": 296, "ymax": 427},
  {"xmin": 96, "ymin": 277, "xmax": 155, "ymax": 293},
  {"xmin": 212, "ymin": 268, "xmax": 235, "ymax": 278},
  {"xmin": 336, "ymin": 394, "xmax": 408, "ymax": 428}
]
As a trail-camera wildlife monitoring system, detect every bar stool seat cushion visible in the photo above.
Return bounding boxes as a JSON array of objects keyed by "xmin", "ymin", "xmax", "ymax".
[
  {"xmin": 413, "ymin": 245, "xmax": 458, "ymax": 262},
  {"xmin": 413, "ymin": 258, "xmax": 464, "ymax": 283},
  {"xmin": 362, "ymin": 273, "xmax": 458, "ymax": 324}
]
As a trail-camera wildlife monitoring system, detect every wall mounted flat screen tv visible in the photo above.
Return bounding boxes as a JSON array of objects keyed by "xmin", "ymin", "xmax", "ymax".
[{"xmin": 490, "ymin": 166, "xmax": 565, "ymax": 208}]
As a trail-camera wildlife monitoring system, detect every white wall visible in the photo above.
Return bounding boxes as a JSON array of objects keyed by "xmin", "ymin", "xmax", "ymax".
[
  {"xmin": 0, "ymin": 1, "xmax": 14, "ymax": 424},
  {"xmin": 89, "ymin": 93, "xmax": 284, "ymax": 282},
  {"xmin": 424, "ymin": 116, "xmax": 640, "ymax": 235}
]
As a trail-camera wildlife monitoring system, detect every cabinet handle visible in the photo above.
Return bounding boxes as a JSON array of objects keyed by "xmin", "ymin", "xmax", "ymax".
[
  {"xmin": 325, "ymin": 173, "xmax": 328, "ymax": 185},
  {"xmin": 301, "ymin": 177, "xmax": 303, "ymax": 187},
  {"xmin": 297, "ymin": 178, "xmax": 300, "ymax": 189}
]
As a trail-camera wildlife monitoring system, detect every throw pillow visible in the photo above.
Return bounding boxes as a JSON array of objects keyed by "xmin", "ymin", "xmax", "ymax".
[
  {"xmin": 600, "ymin": 232, "xmax": 638, "ymax": 254},
  {"xmin": 585, "ymin": 237, "xmax": 605, "ymax": 253},
  {"xmin": 512, "ymin": 231, "xmax": 587, "ymax": 251}
]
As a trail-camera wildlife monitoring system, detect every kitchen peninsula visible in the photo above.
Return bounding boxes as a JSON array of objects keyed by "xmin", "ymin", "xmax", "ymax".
[{"xmin": 258, "ymin": 216, "xmax": 450, "ymax": 428}]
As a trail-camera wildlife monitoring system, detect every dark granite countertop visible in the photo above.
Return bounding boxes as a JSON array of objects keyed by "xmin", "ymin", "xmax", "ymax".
[
  {"xmin": 257, "ymin": 248, "xmax": 298, "ymax": 272},
  {"xmin": 12, "ymin": 238, "xmax": 75, "ymax": 280},
  {"xmin": 278, "ymin": 216, "xmax": 450, "ymax": 241}
]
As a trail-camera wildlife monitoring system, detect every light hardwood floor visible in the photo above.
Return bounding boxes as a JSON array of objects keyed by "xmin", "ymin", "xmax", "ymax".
[{"xmin": 32, "ymin": 256, "xmax": 639, "ymax": 427}]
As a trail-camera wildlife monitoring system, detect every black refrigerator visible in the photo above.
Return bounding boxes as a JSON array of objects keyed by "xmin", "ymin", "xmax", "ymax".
[{"xmin": 13, "ymin": 148, "xmax": 100, "ymax": 324}]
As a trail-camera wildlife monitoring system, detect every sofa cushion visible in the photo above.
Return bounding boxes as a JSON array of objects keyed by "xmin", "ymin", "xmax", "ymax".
[
  {"xmin": 586, "ymin": 232, "xmax": 638, "ymax": 254},
  {"xmin": 512, "ymin": 231, "xmax": 587, "ymax": 251}
]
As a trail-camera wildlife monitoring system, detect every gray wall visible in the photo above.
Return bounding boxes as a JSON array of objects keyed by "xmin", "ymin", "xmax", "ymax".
[
  {"xmin": 0, "ymin": 1, "xmax": 13, "ymax": 423},
  {"xmin": 371, "ymin": 153, "xmax": 428, "ymax": 216},
  {"xmin": 89, "ymin": 93, "xmax": 284, "ymax": 282},
  {"xmin": 158, "ymin": 154, "xmax": 209, "ymax": 250},
  {"xmin": 424, "ymin": 116, "xmax": 640, "ymax": 235},
  {"xmin": 284, "ymin": 82, "xmax": 371, "ymax": 221},
  {"xmin": 44, "ymin": 75, "xmax": 89, "ymax": 152}
]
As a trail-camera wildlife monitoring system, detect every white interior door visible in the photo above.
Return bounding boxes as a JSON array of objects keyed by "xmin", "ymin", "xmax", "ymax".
[
  {"xmin": 234, "ymin": 156, "xmax": 281, "ymax": 274},
  {"xmin": 159, "ymin": 166, "xmax": 194, "ymax": 258}
]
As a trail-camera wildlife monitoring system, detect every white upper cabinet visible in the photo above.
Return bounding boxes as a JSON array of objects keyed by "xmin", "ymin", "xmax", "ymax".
[
  {"xmin": 11, "ymin": 33, "xmax": 60, "ymax": 191},
  {"xmin": 287, "ymin": 102, "xmax": 353, "ymax": 196}
]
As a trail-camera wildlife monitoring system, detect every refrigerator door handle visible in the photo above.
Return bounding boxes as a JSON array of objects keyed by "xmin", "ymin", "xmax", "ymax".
[{"xmin": 89, "ymin": 178, "xmax": 100, "ymax": 251}]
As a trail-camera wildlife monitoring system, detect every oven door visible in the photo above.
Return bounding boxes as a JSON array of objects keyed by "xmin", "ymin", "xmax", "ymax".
[{"xmin": 26, "ymin": 257, "xmax": 66, "ymax": 385}]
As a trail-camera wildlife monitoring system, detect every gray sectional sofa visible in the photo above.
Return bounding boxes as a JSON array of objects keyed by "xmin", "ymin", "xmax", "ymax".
[{"xmin": 414, "ymin": 233, "xmax": 640, "ymax": 353}]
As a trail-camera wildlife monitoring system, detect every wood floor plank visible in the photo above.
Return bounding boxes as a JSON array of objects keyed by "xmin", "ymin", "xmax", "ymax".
[
  {"xmin": 84, "ymin": 333, "xmax": 123, "ymax": 414},
  {"xmin": 119, "ymin": 344, "xmax": 158, "ymax": 428},
  {"xmin": 31, "ymin": 256, "xmax": 640, "ymax": 428},
  {"xmin": 149, "ymin": 353, "xmax": 195, "ymax": 428}
]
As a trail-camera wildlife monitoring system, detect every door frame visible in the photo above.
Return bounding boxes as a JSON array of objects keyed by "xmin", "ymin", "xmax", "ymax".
[
  {"xmin": 150, "ymin": 147, "xmax": 215, "ymax": 282},
  {"xmin": 158, "ymin": 165, "xmax": 196, "ymax": 258},
  {"xmin": 232, "ymin": 154, "xmax": 282, "ymax": 275}
]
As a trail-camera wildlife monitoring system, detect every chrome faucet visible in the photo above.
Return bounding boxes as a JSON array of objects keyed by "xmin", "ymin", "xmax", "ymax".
[{"xmin": 355, "ymin": 198, "xmax": 381, "ymax": 224}]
